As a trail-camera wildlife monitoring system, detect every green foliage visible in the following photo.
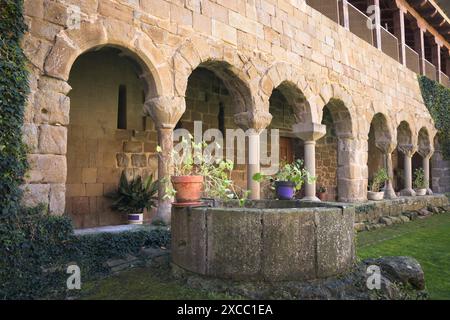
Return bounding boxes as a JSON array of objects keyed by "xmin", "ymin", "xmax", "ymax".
[
  {"xmin": 107, "ymin": 172, "xmax": 158, "ymax": 213},
  {"xmin": 369, "ymin": 168, "xmax": 388, "ymax": 192},
  {"xmin": 418, "ymin": 75, "xmax": 450, "ymax": 159},
  {"xmin": 157, "ymin": 136, "xmax": 249, "ymax": 203},
  {"xmin": 0, "ymin": 206, "xmax": 170, "ymax": 299},
  {"xmin": 413, "ymin": 168, "xmax": 426, "ymax": 189},
  {"xmin": 0, "ymin": 0, "xmax": 29, "ymax": 217},
  {"xmin": 253, "ymin": 159, "xmax": 315, "ymax": 191}
]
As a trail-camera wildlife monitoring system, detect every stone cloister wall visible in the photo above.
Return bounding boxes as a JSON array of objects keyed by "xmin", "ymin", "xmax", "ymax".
[{"xmin": 21, "ymin": 0, "xmax": 438, "ymax": 221}]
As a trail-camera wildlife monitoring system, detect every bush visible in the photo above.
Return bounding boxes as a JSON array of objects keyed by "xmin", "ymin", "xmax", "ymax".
[{"xmin": 0, "ymin": 206, "xmax": 170, "ymax": 299}]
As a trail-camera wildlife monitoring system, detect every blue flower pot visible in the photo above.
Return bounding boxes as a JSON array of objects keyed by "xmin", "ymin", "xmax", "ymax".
[{"xmin": 275, "ymin": 181, "xmax": 296, "ymax": 200}]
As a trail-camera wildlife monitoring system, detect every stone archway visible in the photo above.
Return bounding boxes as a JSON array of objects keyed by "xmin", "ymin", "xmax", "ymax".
[
  {"xmin": 66, "ymin": 46, "xmax": 161, "ymax": 228},
  {"xmin": 319, "ymin": 98, "xmax": 355, "ymax": 202},
  {"xmin": 367, "ymin": 113, "xmax": 396, "ymax": 199},
  {"xmin": 395, "ymin": 121, "xmax": 415, "ymax": 196},
  {"xmin": 416, "ymin": 127, "xmax": 433, "ymax": 194}
]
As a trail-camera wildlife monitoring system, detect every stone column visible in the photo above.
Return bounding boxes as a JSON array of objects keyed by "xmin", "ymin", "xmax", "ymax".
[
  {"xmin": 414, "ymin": 25, "xmax": 426, "ymax": 75},
  {"xmin": 144, "ymin": 96, "xmax": 185, "ymax": 224},
  {"xmin": 341, "ymin": 0, "xmax": 350, "ymax": 30},
  {"xmin": 368, "ymin": 0, "xmax": 382, "ymax": 50},
  {"xmin": 398, "ymin": 145, "xmax": 416, "ymax": 196},
  {"xmin": 432, "ymin": 39, "xmax": 442, "ymax": 83},
  {"xmin": 235, "ymin": 111, "xmax": 272, "ymax": 200},
  {"xmin": 419, "ymin": 149, "xmax": 434, "ymax": 195},
  {"xmin": 293, "ymin": 122, "xmax": 326, "ymax": 201},
  {"xmin": 393, "ymin": 6, "xmax": 406, "ymax": 66},
  {"xmin": 376, "ymin": 141, "xmax": 397, "ymax": 199}
]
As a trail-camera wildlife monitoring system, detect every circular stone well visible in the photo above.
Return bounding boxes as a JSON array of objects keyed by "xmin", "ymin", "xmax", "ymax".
[{"xmin": 171, "ymin": 200, "xmax": 355, "ymax": 281}]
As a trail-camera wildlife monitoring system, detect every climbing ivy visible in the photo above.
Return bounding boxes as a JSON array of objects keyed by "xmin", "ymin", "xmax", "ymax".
[
  {"xmin": 418, "ymin": 75, "xmax": 450, "ymax": 160},
  {"xmin": 0, "ymin": 0, "xmax": 29, "ymax": 217}
]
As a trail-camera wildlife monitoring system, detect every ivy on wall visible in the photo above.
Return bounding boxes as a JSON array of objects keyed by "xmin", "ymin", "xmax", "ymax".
[
  {"xmin": 0, "ymin": 0, "xmax": 29, "ymax": 216},
  {"xmin": 0, "ymin": 1, "xmax": 171, "ymax": 300},
  {"xmin": 418, "ymin": 76, "xmax": 450, "ymax": 160}
]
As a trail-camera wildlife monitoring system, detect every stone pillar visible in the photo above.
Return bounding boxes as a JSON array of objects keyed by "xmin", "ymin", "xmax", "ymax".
[
  {"xmin": 341, "ymin": 0, "xmax": 350, "ymax": 30},
  {"xmin": 144, "ymin": 96, "xmax": 185, "ymax": 224},
  {"xmin": 398, "ymin": 145, "xmax": 416, "ymax": 196},
  {"xmin": 247, "ymin": 129, "xmax": 261, "ymax": 200},
  {"xmin": 156, "ymin": 127, "xmax": 174, "ymax": 223},
  {"xmin": 235, "ymin": 111, "xmax": 272, "ymax": 200},
  {"xmin": 393, "ymin": 6, "xmax": 406, "ymax": 66},
  {"xmin": 432, "ymin": 39, "xmax": 442, "ymax": 83},
  {"xmin": 414, "ymin": 25, "xmax": 426, "ymax": 75},
  {"xmin": 376, "ymin": 141, "xmax": 397, "ymax": 199},
  {"xmin": 369, "ymin": 0, "xmax": 382, "ymax": 50},
  {"xmin": 419, "ymin": 149, "xmax": 434, "ymax": 195},
  {"xmin": 293, "ymin": 122, "xmax": 326, "ymax": 201}
]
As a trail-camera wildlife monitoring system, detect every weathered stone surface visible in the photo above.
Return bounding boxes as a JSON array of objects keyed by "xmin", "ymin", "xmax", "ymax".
[
  {"xmin": 206, "ymin": 208, "xmax": 262, "ymax": 280},
  {"xmin": 365, "ymin": 256, "xmax": 425, "ymax": 290},
  {"xmin": 261, "ymin": 209, "xmax": 316, "ymax": 280},
  {"xmin": 27, "ymin": 154, "xmax": 67, "ymax": 183},
  {"xmin": 171, "ymin": 207, "xmax": 207, "ymax": 275},
  {"xmin": 21, "ymin": 184, "xmax": 50, "ymax": 208},
  {"xmin": 50, "ymin": 183, "xmax": 65, "ymax": 215},
  {"xmin": 38, "ymin": 125, "xmax": 67, "ymax": 155}
]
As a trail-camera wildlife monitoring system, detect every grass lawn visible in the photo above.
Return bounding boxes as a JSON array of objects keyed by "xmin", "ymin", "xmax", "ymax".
[
  {"xmin": 79, "ymin": 265, "xmax": 237, "ymax": 300},
  {"xmin": 80, "ymin": 213, "xmax": 450, "ymax": 300},
  {"xmin": 357, "ymin": 213, "xmax": 450, "ymax": 300}
]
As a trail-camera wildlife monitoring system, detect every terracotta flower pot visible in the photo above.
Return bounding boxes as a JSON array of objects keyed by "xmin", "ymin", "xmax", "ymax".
[
  {"xmin": 171, "ymin": 175, "xmax": 204, "ymax": 204},
  {"xmin": 317, "ymin": 192, "xmax": 326, "ymax": 201}
]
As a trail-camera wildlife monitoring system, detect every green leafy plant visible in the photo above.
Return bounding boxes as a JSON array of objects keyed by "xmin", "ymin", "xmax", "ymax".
[
  {"xmin": 413, "ymin": 168, "xmax": 427, "ymax": 189},
  {"xmin": 253, "ymin": 159, "xmax": 315, "ymax": 191},
  {"xmin": 107, "ymin": 172, "xmax": 158, "ymax": 213},
  {"xmin": 369, "ymin": 168, "xmax": 389, "ymax": 192},
  {"xmin": 157, "ymin": 135, "xmax": 249, "ymax": 204},
  {"xmin": 418, "ymin": 76, "xmax": 450, "ymax": 160},
  {"xmin": 318, "ymin": 185, "xmax": 327, "ymax": 193}
]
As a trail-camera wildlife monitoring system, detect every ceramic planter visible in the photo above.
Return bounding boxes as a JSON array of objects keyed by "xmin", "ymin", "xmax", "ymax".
[
  {"xmin": 171, "ymin": 175, "xmax": 204, "ymax": 204},
  {"xmin": 367, "ymin": 191, "xmax": 384, "ymax": 201},
  {"xmin": 128, "ymin": 213, "xmax": 143, "ymax": 225},
  {"xmin": 275, "ymin": 181, "xmax": 296, "ymax": 200},
  {"xmin": 415, "ymin": 188, "xmax": 426, "ymax": 196},
  {"xmin": 317, "ymin": 192, "xmax": 326, "ymax": 201}
]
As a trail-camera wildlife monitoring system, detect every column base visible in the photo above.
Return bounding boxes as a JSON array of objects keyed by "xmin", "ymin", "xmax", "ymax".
[
  {"xmin": 383, "ymin": 188, "xmax": 397, "ymax": 199},
  {"xmin": 154, "ymin": 201, "xmax": 172, "ymax": 225},
  {"xmin": 399, "ymin": 188, "xmax": 416, "ymax": 197},
  {"xmin": 302, "ymin": 196, "xmax": 321, "ymax": 202},
  {"xmin": 426, "ymin": 188, "xmax": 433, "ymax": 195}
]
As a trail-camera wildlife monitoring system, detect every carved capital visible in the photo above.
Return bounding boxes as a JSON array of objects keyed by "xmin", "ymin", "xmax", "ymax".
[
  {"xmin": 144, "ymin": 96, "xmax": 185, "ymax": 129},
  {"xmin": 292, "ymin": 122, "xmax": 326, "ymax": 141},
  {"xmin": 375, "ymin": 140, "xmax": 396, "ymax": 154},
  {"xmin": 234, "ymin": 111, "xmax": 272, "ymax": 132},
  {"xmin": 398, "ymin": 143, "xmax": 417, "ymax": 157},
  {"xmin": 418, "ymin": 146, "xmax": 434, "ymax": 158}
]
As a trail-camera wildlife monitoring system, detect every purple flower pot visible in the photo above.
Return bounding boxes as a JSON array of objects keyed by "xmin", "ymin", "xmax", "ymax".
[{"xmin": 275, "ymin": 181, "xmax": 296, "ymax": 200}]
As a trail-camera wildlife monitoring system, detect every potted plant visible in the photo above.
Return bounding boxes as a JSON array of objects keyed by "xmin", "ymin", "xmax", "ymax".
[
  {"xmin": 317, "ymin": 185, "xmax": 327, "ymax": 201},
  {"xmin": 367, "ymin": 168, "xmax": 388, "ymax": 201},
  {"xmin": 413, "ymin": 168, "xmax": 427, "ymax": 196},
  {"xmin": 253, "ymin": 159, "xmax": 315, "ymax": 200},
  {"xmin": 158, "ymin": 135, "xmax": 249, "ymax": 206},
  {"xmin": 107, "ymin": 172, "xmax": 158, "ymax": 224}
]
